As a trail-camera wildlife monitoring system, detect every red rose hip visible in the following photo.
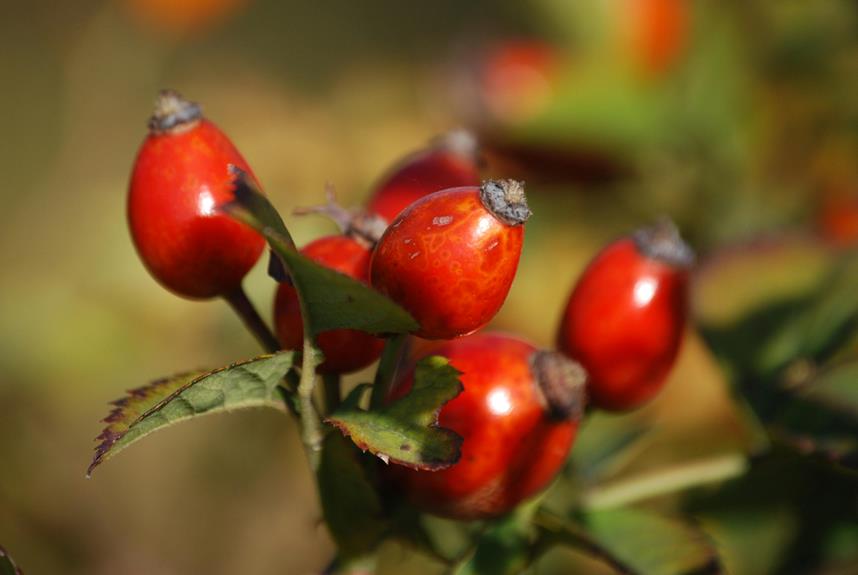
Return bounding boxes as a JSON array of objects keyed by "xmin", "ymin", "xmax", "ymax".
[
  {"xmin": 366, "ymin": 130, "xmax": 482, "ymax": 224},
  {"xmin": 557, "ymin": 220, "xmax": 694, "ymax": 411},
  {"xmin": 386, "ymin": 333, "xmax": 586, "ymax": 520},
  {"xmin": 128, "ymin": 90, "xmax": 265, "ymax": 299},
  {"xmin": 370, "ymin": 179, "xmax": 530, "ymax": 340},
  {"xmin": 274, "ymin": 235, "xmax": 385, "ymax": 374}
]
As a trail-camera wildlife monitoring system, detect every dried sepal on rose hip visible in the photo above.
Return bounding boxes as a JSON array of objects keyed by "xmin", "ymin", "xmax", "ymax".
[
  {"xmin": 273, "ymin": 233, "xmax": 385, "ymax": 374},
  {"xmin": 384, "ymin": 332, "xmax": 587, "ymax": 520},
  {"xmin": 128, "ymin": 90, "xmax": 265, "ymax": 299},
  {"xmin": 557, "ymin": 219, "xmax": 694, "ymax": 411},
  {"xmin": 370, "ymin": 179, "xmax": 530, "ymax": 340},
  {"xmin": 366, "ymin": 130, "xmax": 483, "ymax": 224}
]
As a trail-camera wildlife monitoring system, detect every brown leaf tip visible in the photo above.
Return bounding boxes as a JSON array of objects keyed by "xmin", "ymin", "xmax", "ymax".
[
  {"xmin": 530, "ymin": 350, "xmax": 587, "ymax": 421},
  {"xmin": 480, "ymin": 179, "xmax": 531, "ymax": 226}
]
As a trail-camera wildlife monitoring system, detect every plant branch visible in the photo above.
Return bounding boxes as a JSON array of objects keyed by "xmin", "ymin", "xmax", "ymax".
[
  {"xmin": 299, "ymin": 337, "xmax": 325, "ymax": 470},
  {"xmin": 223, "ymin": 285, "xmax": 280, "ymax": 353},
  {"xmin": 580, "ymin": 453, "xmax": 748, "ymax": 510}
]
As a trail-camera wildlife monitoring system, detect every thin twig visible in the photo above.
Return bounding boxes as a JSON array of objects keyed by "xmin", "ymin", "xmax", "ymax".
[
  {"xmin": 222, "ymin": 285, "xmax": 280, "ymax": 353},
  {"xmin": 581, "ymin": 453, "xmax": 748, "ymax": 510}
]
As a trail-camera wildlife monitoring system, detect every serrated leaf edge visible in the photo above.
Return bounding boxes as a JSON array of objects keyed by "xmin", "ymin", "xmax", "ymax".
[{"xmin": 88, "ymin": 353, "xmax": 290, "ymax": 477}]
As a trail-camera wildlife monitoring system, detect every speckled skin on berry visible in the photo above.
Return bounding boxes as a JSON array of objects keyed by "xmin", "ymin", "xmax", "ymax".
[
  {"xmin": 128, "ymin": 91, "xmax": 265, "ymax": 299},
  {"xmin": 385, "ymin": 333, "xmax": 581, "ymax": 520},
  {"xmin": 370, "ymin": 180, "xmax": 528, "ymax": 340},
  {"xmin": 275, "ymin": 235, "xmax": 385, "ymax": 374}
]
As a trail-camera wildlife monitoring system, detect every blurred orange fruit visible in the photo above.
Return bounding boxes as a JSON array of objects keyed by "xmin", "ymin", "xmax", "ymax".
[
  {"xmin": 818, "ymin": 189, "xmax": 858, "ymax": 248},
  {"xmin": 479, "ymin": 40, "xmax": 562, "ymax": 123},
  {"xmin": 622, "ymin": 0, "xmax": 688, "ymax": 77},
  {"xmin": 124, "ymin": 0, "xmax": 250, "ymax": 35}
]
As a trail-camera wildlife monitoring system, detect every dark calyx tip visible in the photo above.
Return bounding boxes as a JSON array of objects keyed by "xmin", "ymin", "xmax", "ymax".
[
  {"xmin": 480, "ymin": 179, "xmax": 531, "ymax": 225},
  {"xmin": 633, "ymin": 218, "xmax": 695, "ymax": 268},
  {"xmin": 148, "ymin": 89, "xmax": 203, "ymax": 134},
  {"xmin": 530, "ymin": 350, "xmax": 587, "ymax": 421}
]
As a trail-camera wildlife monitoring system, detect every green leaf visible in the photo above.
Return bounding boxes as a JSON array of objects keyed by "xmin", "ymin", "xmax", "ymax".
[
  {"xmin": 326, "ymin": 356, "xmax": 464, "ymax": 470},
  {"xmin": 453, "ymin": 508, "xmax": 537, "ymax": 575},
  {"xmin": 693, "ymin": 237, "xmax": 834, "ymax": 376},
  {"xmin": 88, "ymin": 352, "xmax": 295, "ymax": 476},
  {"xmin": 773, "ymin": 359, "xmax": 858, "ymax": 470},
  {"xmin": 756, "ymin": 254, "xmax": 858, "ymax": 375},
  {"xmin": 0, "ymin": 546, "xmax": 22, "ymax": 575},
  {"xmin": 568, "ymin": 412, "xmax": 651, "ymax": 483},
  {"xmin": 222, "ymin": 174, "xmax": 418, "ymax": 337},
  {"xmin": 583, "ymin": 508, "xmax": 722, "ymax": 575},
  {"xmin": 317, "ymin": 432, "xmax": 388, "ymax": 557}
]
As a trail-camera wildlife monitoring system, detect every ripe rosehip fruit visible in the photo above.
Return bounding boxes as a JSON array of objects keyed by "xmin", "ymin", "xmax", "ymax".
[
  {"xmin": 386, "ymin": 333, "xmax": 586, "ymax": 520},
  {"xmin": 127, "ymin": 0, "xmax": 249, "ymax": 36},
  {"xmin": 274, "ymin": 235, "xmax": 385, "ymax": 374},
  {"xmin": 479, "ymin": 39, "xmax": 561, "ymax": 123},
  {"xmin": 366, "ymin": 131, "xmax": 482, "ymax": 224},
  {"xmin": 557, "ymin": 221, "xmax": 694, "ymax": 411},
  {"xmin": 370, "ymin": 180, "xmax": 530, "ymax": 340},
  {"xmin": 623, "ymin": 0, "xmax": 688, "ymax": 77},
  {"xmin": 128, "ymin": 90, "xmax": 265, "ymax": 299},
  {"xmin": 818, "ymin": 190, "xmax": 858, "ymax": 248}
]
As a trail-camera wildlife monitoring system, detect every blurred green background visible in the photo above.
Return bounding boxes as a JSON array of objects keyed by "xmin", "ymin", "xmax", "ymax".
[{"xmin": 1, "ymin": 1, "xmax": 856, "ymax": 573}]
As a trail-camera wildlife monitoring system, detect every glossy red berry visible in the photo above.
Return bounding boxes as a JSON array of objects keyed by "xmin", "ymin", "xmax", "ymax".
[
  {"xmin": 386, "ymin": 333, "xmax": 586, "ymax": 520},
  {"xmin": 366, "ymin": 131, "xmax": 482, "ymax": 224},
  {"xmin": 370, "ymin": 180, "xmax": 530, "ymax": 340},
  {"xmin": 557, "ymin": 221, "xmax": 694, "ymax": 411},
  {"xmin": 274, "ymin": 235, "xmax": 385, "ymax": 374},
  {"xmin": 128, "ymin": 90, "xmax": 265, "ymax": 299}
]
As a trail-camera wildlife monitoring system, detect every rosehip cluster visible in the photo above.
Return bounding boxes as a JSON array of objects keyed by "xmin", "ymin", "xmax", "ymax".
[{"xmin": 127, "ymin": 90, "xmax": 693, "ymax": 522}]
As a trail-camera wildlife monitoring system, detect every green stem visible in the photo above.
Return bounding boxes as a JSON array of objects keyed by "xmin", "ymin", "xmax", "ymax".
[
  {"xmin": 323, "ymin": 373, "xmax": 341, "ymax": 413},
  {"xmin": 299, "ymin": 337, "xmax": 324, "ymax": 470},
  {"xmin": 222, "ymin": 285, "xmax": 280, "ymax": 353},
  {"xmin": 580, "ymin": 453, "xmax": 748, "ymax": 510},
  {"xmin": 370, "ymin": 334, "xmax": 408, "ymax": 410}
]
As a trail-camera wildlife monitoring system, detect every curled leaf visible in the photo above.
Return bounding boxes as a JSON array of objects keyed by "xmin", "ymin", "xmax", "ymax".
[
  {"xmin": 222, "ymin": 174, "xmax": 419, "ymax": 337},
  {"xmin": 327, "ymin": 356, "xmax": 464, "ymax": 470}
]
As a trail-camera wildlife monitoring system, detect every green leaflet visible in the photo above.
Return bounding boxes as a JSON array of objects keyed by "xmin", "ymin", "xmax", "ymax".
[
  {"xmin": 221, "ymin": 174, "xmax": 419, "ymax": 338},
  {"xmin": 0, "ymin": 546, "xmax": 22, "ymax": 575},
  {"xmin": 88, "ymin": 352, "xmax": 295, "ymax": 476},
  {"xmin": 317, "ymin": 432, "xmax": 388, "ymax": 557},
  {"xmin": 583, "ymin": 508, "xmax": 722, "ymax": 575},
  {"xmin": 327, "ymin": 356, "xmax": 463, "ymax": 470},
  {"xmin": 774, "ymin": 359, "xmax": 858, "ymax": 470},
  {"xmin": 452, "ymin": 507, "xmax": 538, "ymax": 575}
]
